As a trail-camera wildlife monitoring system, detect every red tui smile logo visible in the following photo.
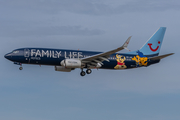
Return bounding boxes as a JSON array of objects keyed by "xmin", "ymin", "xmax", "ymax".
[{"xmin": 148, "ymin": 41, "xmax": 160, "ymax": 52}]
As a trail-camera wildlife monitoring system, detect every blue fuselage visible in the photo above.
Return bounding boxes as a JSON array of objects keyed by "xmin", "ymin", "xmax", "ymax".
[{"xmin": 4, "ymin": 48, "xmax": 160, "ymax": 69}]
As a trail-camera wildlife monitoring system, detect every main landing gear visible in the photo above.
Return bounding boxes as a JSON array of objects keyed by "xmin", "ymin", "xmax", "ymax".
[
  {"xmin": 80, "ymin": 71, "xmax": 86, "ymax": 76},
  {"xmin": 86, "ymin": 69, "xmax": 92, "ymax": 74},
  {"xmin": 80, "ymin": 69, "xmax": 92, "ymax": 76}
]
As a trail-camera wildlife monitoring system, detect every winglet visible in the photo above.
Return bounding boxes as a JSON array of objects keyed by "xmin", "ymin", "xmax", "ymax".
[{"xmin": 123, "ymin": 36, "xmax": 132, "ymax": 51}]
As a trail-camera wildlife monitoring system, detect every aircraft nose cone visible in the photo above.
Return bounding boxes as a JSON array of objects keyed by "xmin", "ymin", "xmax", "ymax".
[
  {"xmin": 4, "ymin": 54, "xmax": 8, "ymax": 59},
  {"xmin": 4, "ymin": 53, "xmax": 12, "ymax": 60}
]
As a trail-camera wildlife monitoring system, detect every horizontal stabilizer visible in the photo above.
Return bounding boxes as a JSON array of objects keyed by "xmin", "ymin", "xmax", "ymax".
[{"xmin": 149, "ymin": 53, "xmax": 174, "ymax": 60}]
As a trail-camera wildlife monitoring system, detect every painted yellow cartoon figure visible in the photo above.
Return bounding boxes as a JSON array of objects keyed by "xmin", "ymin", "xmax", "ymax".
[
  {"xmin": 132, "ymin": 55, "xmax": 148, "ymax": 66},
  {"xmin": 131, "ymin": 51, "xmax": 148, "ymax": 67},
  {"xmin": 114, "ymin": 54, "xmax": 127, "ymax": 69},
  {"xmin": 140, "ymin": 57, "xmax": 148, "ymax": 66},
  {"xmin": 132, "ymin": 51, "xmax": 148, "ymax": 67}
]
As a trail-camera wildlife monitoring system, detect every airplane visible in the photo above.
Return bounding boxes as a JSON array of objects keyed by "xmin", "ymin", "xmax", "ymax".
[{"xmin": 4, "ymin": 27, "xmax": 174, "ymax": 76}]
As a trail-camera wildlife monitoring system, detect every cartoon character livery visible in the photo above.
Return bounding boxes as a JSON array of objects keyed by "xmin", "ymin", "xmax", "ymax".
[
  {"xmin": 131, "ymin": 51, "xmax": 148, "ymax": 67},
  {"xmin": 4, "ymin": 27, "xmax": 174, "ymax": 76},
  {"xmin": 114, "ymin": 54, "xmax": 127, "ymax": 69}
]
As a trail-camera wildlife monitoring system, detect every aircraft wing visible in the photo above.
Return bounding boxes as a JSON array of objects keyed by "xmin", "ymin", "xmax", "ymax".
[
  {"xmin": 149, "ymin": 53, "xmax": 174, "ymax": 60},
  {"xmin": 81, "ymin": 36, "xmax": 132, "ymax": 67}
]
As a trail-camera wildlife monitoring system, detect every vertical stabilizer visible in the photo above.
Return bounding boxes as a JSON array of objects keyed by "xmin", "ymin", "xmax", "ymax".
[{"xmin": 139, "ymin": 27, "xmax": 166, "ymax": 56}]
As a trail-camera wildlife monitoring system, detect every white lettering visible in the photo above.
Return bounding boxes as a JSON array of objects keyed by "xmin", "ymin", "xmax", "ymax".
[
  {"xmin": 31, "ymin": 49, "xmax": 36, "ymax": 56},
  {"xmin": 42, "ymin": 50, "xmax": 49, "ymax": 57},
  {"xmin": 69, "ymin": 52, "xmax": 72, "ymax": 59},
  {"xmin": 31, "ymin": 57, "xmax": 41, "ymax": 60},
  {"xmin": 72, "ymin": 52, "xmax": 77, "ymax": 58},
  {"xmin": 35, "ymin": 50, "xmax": 41, "ymax": 57},
  {"xmin": 50, "ymin": 51, "xmax": 52, "ymax": 58},
  {"xmin": 78, "ymin": 52, "xmax": 83, "ymax": 59},
  {"xmin": 52, "ymin": 51, "xmax": 57, "ymax": 58},
  {"xmin": 56, "ymin": 51, "xmax": 61, "ymax": 58},
  {"xmin": 31, "ymin": 50, "xmax": 84, "ymax": 59},
  {"xmin": 64, "ymin": 51, "xmax": 69, "ymax": 59}
]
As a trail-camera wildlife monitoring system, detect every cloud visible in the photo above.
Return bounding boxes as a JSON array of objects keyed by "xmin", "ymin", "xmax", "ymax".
[
  {"xmin": 0, "ymin": 26, "xmax": 105, "ymax": 37},
  {"xmin": 1, "ymin": 0, "xmax": 179, "ymax": 15}
]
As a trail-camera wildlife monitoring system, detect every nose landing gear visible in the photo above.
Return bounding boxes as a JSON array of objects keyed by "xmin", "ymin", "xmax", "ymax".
[
  {"xmin": 14, "ymin": 62, "xmax": 23, "ymax": 70},
  {"xmin": 19, "ymin": 66, "xmax": 23, "ymax": 70},
  {"xmin": 19, "ymin": 63, "xmax": 23, "ymax": 70}
]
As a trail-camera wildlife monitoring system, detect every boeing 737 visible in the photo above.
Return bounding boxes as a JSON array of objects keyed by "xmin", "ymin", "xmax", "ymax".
[{"xmin": 4, "ymin": 27, "xmax": 174, "ymax": 76}]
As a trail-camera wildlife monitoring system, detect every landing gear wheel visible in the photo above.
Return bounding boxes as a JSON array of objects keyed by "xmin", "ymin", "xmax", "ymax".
[
  {"xmin": 80, "ymin": 71, "xmax": 86, "ymax": 76},
  {"xmin": 86, "ymin": 69, "xmax": 92, "ymax": 74},
  {"xmin": 19, "ymin": 67, "xmax": 23, "ymax": 70}
]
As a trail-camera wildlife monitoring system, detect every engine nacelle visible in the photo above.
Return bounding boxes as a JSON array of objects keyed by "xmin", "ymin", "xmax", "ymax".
[
  {"xmin": 61, "ymin": 59, "xmax": 82, "ymax": 68},
  {"xmin": 55, "ymin": 66, "xmax": 71, "ymax": 72}
]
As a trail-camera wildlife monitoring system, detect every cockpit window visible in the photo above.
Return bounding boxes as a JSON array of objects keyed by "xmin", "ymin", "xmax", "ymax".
[{"xmin": 13, "ymin": 50, "xmax": 19, "ymax": 54}]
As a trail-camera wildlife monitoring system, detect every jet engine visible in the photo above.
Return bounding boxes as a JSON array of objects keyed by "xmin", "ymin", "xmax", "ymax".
[
  {"xmin": 55, "ymin": 66, "xmax": 71, "ymax": 72},
  {"xmin": 61, "ymin": 59, "xmax": 82, "ymax": 68}
]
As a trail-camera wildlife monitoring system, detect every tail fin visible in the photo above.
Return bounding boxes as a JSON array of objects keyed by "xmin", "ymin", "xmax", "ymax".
[{"xmin": 139, "ymin": 27, "xmax": 166, "ymax": 56}]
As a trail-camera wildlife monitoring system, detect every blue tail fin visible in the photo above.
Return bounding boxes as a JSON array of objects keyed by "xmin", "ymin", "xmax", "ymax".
[
  {"xmin": 127, "ymin": 27, "xmax": 166, "ymax": 56},
  {"xmin": 139, "ymin": 27, "xmax": 166, "ymax": 56}
]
